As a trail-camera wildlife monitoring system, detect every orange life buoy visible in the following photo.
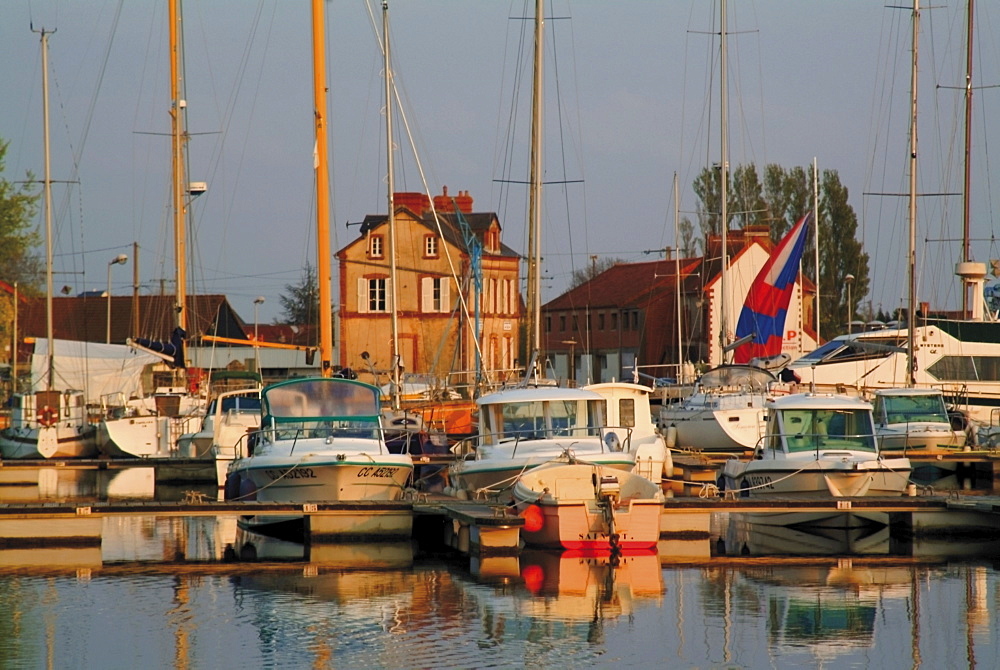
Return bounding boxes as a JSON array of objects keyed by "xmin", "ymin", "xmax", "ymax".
[{"xmin": 37, "ymin": 405, "xmax": 58, "ymax": 427}]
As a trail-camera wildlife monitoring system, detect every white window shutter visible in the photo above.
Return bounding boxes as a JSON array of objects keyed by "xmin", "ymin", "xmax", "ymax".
[
  {"xmin": 440, "ymin": 278, "xmax": 451, "ymax": 313},
  {"xmin": 421, "ymin": 277, "xmax": 433, "ymax": 313},
  {"xmin": 357, "ymin": 278, "xmax": 368, "ymax": 314}
]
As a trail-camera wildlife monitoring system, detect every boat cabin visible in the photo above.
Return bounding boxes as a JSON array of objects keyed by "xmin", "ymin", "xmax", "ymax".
[
  {"xmin": 763, "ymin": 394, "xmax": 878, "ymax": 455},
  {"xmin": 476, "ymin": 388, "xmax": 605, "ymax": 445},
  {"xmin": 871, "ymin": 389, "xmax": 950, "ymax": 427},
  {"xmin": 259, "ymin": 378, "xmax": 383, "ymax": 440}
]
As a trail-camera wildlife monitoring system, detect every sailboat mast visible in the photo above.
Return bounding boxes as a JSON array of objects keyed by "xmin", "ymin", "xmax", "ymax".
[
  {"xmin": 719, "ymin": 0, "xmax": 729, "ymax": 363},
  {"xmin": 962, "ymin": 0, "xmax": 975, "ymax": 317},
  {"xmin": 383, "ymin": 1, "xmax": 401, "ymax": 410},
  {"xmin": 907, "ymin": 0, "xmax": 920, "ymax": 387},
  {"xmin": 169, "ymin": 0, "xmax": 187, "ymax": 332},
  {"xmin": 674, "ymin": 173, "xmax": 683, "ymax": 377},
  {"xmin": 526, "ymin": 0, "xmax": 544, "ymax": 369},
  {"xmin": 38, "ymin": 29, "xmax": 54, "ymax": 391},
  {"xmin": 311, "ymin": 0, "xmax": 333, "ymax": 375}
]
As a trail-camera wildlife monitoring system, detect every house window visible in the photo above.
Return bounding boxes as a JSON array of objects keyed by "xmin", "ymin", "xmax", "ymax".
[
  {"xmin": 545, "ymin": 316, "xmax": 551, "ymax": 333},
  {"xmin": 424, "ymin": 235, "xmax": 438, "ymax": 258},
  {"xmin": 611, "ymin": 312, "xmax": 618, "ymax": 330},
  {"xmin": 421, "ymin": 277, "xmax": 450, "ymax": 313},
  {"xmin": 560, "ymin": 315, "xmax": 566, "ymax": 331},
  {"xmin": 599, "ymin": 313, "xmax": 605, "ymax": 330},
  {"xmin": 368, "ymin": 234, "xmax": 384, "ymax": 259},
  {"xmin": 632, "ymin": 310, "xmax": 639, "ymax": 330},
  {"xmin": 357, "ymin": 277, "xmax": 390, "ymax": 313}
]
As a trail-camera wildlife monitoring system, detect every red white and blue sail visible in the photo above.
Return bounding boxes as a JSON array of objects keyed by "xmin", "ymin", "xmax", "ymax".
[{"xmin": 733, "ymin": 213, "xmax": 811, "ymax": 365}]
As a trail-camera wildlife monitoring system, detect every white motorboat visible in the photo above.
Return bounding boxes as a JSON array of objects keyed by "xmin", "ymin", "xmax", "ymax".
[
  {"xmin": 225, "ymin": 377, "xmax": 413, "ymax": 507},
  {"xmin": 446, "ymin": 386, "xmax": 639, "ymax": 501},
  {"xmin": 512, "ymin": 459, "xmax": 664, "ymax": 551},
  {"xmin": 172, "ymin": 387, "xmax": 262, "ymax": 486},
  {"xmin": 586, "ymin": 381, "xmax": 673, "ymax": 484},
  {"xmin": 871, "ymin": 387, "xmax": 967, "ymax": 453},
  {"xmin": 658, "ymin": 364, "xmax": 780, "ymax": 454},
  {"xmin": 718, "ymin": 393, "xmax": 912, "ymax": 499}
]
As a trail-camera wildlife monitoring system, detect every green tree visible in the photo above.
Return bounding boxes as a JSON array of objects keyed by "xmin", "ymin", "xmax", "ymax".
[
  {"xmin": 0, "ymin": 140, "xmax": 43, "ymax": 292},
  {"xmin": 690, "ymin": 161, "xmax": 870, "ymax": 338},
  {"xmin": 278, "ymin": 263, "xmax": 320, "ymax": 325},
  {"xmin": 817, "ymin": 169, "xmax": 869, "ymax": 337},
  {"xmin": 0, "ymin": 139, "xmax": 43, "ymax": 366}
]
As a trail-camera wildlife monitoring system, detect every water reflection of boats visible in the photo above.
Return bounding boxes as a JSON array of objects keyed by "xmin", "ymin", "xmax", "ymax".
[
  {"xmin": 724, "ymin": 514, "xmax": 892, "ymax": 556},
  {"xmin": 101, "ymin": 515, "xmax": 239, "ymax": 563},
  {"xmin": 518, "ymin": 549, "xmax": 663, "ymax": 620},
  {"xmin": 0, "ymin": 545, "xmax": 103, "ymax": 571},
  {"xmin": 229, "ymin": 528, "xmax": 414, "ymax": 569},
  {"xmin": 735, "ymin": 564, "xmax": 912, "ymax": 665},
  {"xmin": 0, "ymin": 467, "xmax": 99, "ymax": 502}
]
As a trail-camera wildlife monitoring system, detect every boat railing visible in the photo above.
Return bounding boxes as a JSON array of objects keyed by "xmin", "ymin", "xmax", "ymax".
[
  {"xmin": 450, "ymin": 425, "xmax": 619, "ymax": 460},
  {"xmin": 599, "ymin": 425, "xmax": 635, "ymax": 452},
  {"xmin": 246, "ymin": 419, "xmax": 385, "ymax": 455}
]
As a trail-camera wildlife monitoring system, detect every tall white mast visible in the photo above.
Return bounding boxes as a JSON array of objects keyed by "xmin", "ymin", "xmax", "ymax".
[
  {"xmin": 718, "ymin": 0, "xmax": 729, "ymax": 364},
  {"xmin": 36, "ymin": 28, "xmax": 55, "ymax": 390},
  {"xmin": 813, "ymin": 157, "xmax": 820, "ymax": 344},
  {"xmin": 526, "ymin": 0, "xmax": 545, "ymax": 371},
  {"xmin": 674, "ymin": 173, "xmax": 684, "ymax": 378},
  {"xmin": 383, "ymin": 1, "xmax": 401, "ymax": 410}
]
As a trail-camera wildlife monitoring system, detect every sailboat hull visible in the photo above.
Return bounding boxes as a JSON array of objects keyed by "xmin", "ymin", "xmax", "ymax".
[{"xmin": 0, "ymin": 425, "xmax": 98, "ymax": 459}]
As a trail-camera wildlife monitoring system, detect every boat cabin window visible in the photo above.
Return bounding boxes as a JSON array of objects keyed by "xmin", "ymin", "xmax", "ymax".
[
  {"xmin": 795, "ymin": 338, "xmax": 900, "ymax": 365},
  {"xmin": 617, "ymin": 398, "xmax": 635, "ymax": 428},
  {"xmin": 873, "ymin": 393, "xmax": 947, "ymax": 425},
  {"xmin": 779, "ymin": 408, "xmax": 877, "ymax": 453},
  {"xmin": 264, "ymin": 380, "xmax": 380, "ymax": 419},
  {"xmin": 927, "ymin": 356, "xmax": 1000, "ymax": 383},
  {"xmin": 219, "ymin": 395, "xmax": 262, "ymax": 414},
  {"xmin": 482, "ymin": 398, "xmax": 601, "ymax": 443}
]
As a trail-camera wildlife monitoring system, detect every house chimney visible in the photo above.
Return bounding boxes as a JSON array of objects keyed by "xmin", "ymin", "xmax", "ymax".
[
  {"xmin": 394, "ymin": 192, "xmax": 430, "ymax": 214},
  {"xmin": 456, "ymin": 190, "xmax": 473, "ymax": 213},
  {"xmin": 433, "ymin": 186, "xmax": 474, "ymax": 214}
]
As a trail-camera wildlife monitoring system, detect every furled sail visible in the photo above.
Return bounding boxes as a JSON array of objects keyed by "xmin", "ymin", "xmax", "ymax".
[{"xmin": 127, "ymin": 327, "xmax": 187, "ymax": 369}]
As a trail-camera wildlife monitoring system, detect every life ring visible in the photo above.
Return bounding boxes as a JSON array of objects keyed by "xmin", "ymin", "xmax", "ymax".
[{"xmin": 37, "ymin": 405, "xmax": 58, "ymax": 427}]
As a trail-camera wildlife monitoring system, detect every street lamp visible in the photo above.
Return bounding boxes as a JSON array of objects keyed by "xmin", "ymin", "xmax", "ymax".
[
  {"xmin": 253, "ymin": 296, "xmax": 265, "ymax": 373},
  {"xmin": 106, "ymin": 254, "xmax": 128, "ymax": 343},
  {"xmin": 845, "ymin": 274, "xmax": 855, "ymax": 335}
]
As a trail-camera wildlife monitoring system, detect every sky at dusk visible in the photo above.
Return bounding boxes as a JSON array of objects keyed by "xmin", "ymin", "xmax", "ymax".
[{"xmin": 2, "ymin": 1, "xmax": 998, "ymax": 327}]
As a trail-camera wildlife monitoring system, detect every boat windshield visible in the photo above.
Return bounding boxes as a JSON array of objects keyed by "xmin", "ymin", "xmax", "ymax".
[
  {"xmin": 485, "ymin": 398, "xmax": 601, "ymax": 442},
  {"xmin": 794, "ymin": 337, "xmax": 903, "ymax": 365},
  {"xmin": 264, "ymin": 379, "xmax": 380, "ymax": 420},
  {"xmin": 873, "ymin": 393, "xmax": 948, "ymax": 424},
  {"xmin": 218, "ymin": 395, "xmax": 262, "ymax": 414},
  {"xmin": 779, "ymin": 408, "xmax": 877, "ymax": 453}
]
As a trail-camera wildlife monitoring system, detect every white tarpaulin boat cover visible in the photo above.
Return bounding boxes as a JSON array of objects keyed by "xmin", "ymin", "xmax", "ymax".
[{"xmin": 30, "ymin": 339, "xmax": 160, "ymax": 404}]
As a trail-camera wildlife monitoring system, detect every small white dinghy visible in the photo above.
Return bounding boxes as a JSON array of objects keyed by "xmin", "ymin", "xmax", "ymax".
[{"xmin": 512, "ymin": 459, "xmax": 664, "ymax": 552}]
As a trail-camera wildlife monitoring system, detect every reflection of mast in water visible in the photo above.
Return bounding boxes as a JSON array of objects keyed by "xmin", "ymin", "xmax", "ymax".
[{"xmin": 169, "ymin": 576, "xmax": 191, "ymax": 669}]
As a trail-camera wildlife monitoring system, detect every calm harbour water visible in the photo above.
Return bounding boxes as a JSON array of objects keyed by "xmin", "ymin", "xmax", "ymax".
[{"xmin": 1, "ymin": 467, "xmax": 999, "ymax": 669}]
